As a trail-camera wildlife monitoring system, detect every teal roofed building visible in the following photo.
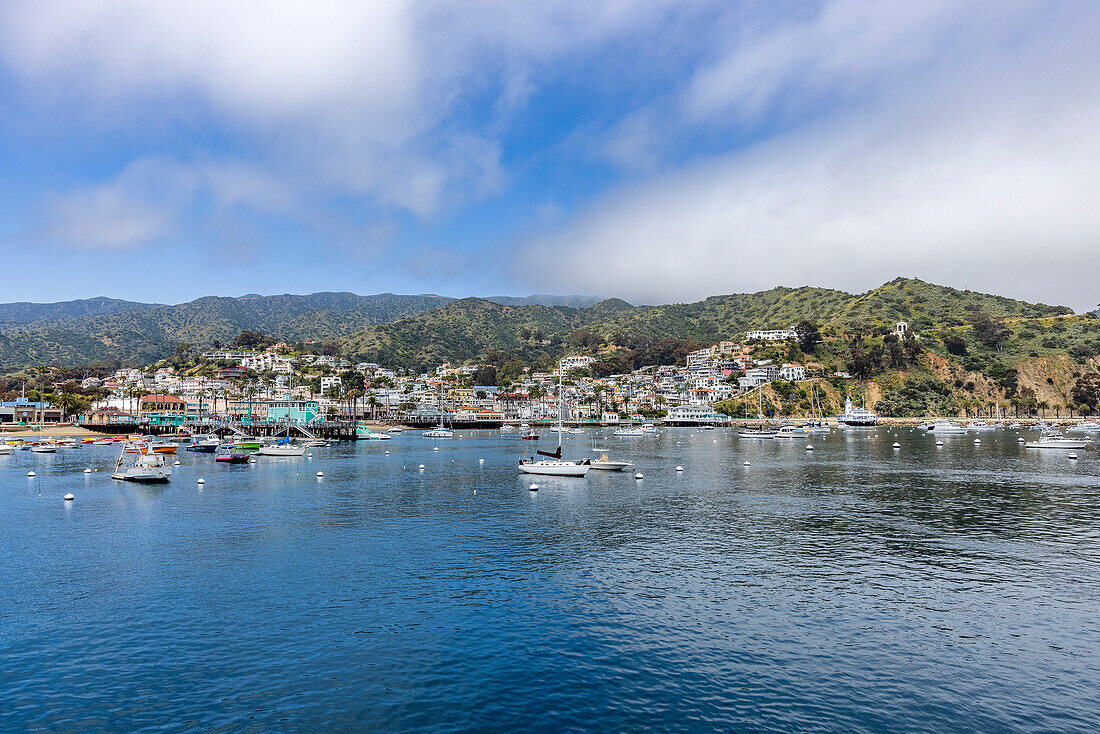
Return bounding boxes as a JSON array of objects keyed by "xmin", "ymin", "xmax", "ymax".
[{"xmin": 267, "ymin": 398, "xmax": 321, "ymax": 424}]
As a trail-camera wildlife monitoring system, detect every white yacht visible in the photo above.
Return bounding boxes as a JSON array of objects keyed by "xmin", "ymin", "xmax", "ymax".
[
  {"xmin": 836, "ymin": 396, "xmax": 877, "ymax": 426},
  {"xmin": 1025, "ymin": 427, "xmax": 1092, "ymax": 449},
  {"xmin": 614, "ymin": 425, "xmax": 644, "ymax": 437},
  {"xmin": 928, "ymin": 421, "xmax": 968, "ymax": 434},
  {"xmin": 968, "ymin": 421, "xmax": 999, "ymax": 432},
  {"xmin": 774, "ymin": 425, "xmax": 808, "ymax": 438},
  {"xmin": 424, "ymin": 425, "xmax": 454, "ymax": 438},
  {"xmin": 256, "ymin": 442, "xmax": 305, "ymax": 456},
  {"xmin": 1068, "ymin": 420, "xmax": 1100, "ymax": 432},
  {"xmin": 30, "ymin": 442, "xmax": 58, "ymax": 453},
  {"xmin": 111, "ymin": 447, "xmax": 172, "ymax": 483}
]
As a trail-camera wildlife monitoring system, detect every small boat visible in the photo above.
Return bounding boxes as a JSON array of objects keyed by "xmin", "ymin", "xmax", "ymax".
[
  {"xmin": 163, "ymin": 432, "xmax": 193, "ymax": 443},
  {"xmin": 126, "ymin": 440, "xmax": 178, "ymax": 454},
  {"xmin": 1068, "ymin": 420, "xmax": 1100, "ymax": 432},
  {"xmin": 30, "ymin": 442, "xmax": 58, "ymax": 453},
  {"xmin": 968, "ymin": 421, "xmax": 999, "ymax": 432},
  {"xmin": 361, "ymin": 431, "xmax": 392, "ymax": 440},
  {"xmin": 774, "ymin": 425, "xmax": 808, "ymax": 438},
  {"xmin": 256, "ymin": 443, "xmax": 305, "ymax": 456},
  {"xmin": 589, "ymin": 449, "xmax": 632, "ymax": 472},
  {"xmin": 111, "ymin": 446, "xmax": 171, "ymax": 482},
  {"xmin": 231, "ymin": 438, "xmax": 262, "ymax": 451},
  {"xmin": 928, "ymin": 422, "xmax": 968, "ymax": 435},
  {"xmin": 738, "ymin": 427, "xmax": 777, "ymax": 439},
  {"xmin": 0, "ymin": 444, "xmax": 13, "ymax": 455},
  {"xmin": 185, "ymin": 434, "xmax": 221, "ymax": 453},
  {"xmin": 499, "ymin": 424, "xmax": 515, "ymax": 432},
  {"xmin": 215, "ymin": 446, "xmax": 252, "ymax": 463},
  {"xmin": 423, "ymin": 425, "xmax": 454, "ymax": 438},
  {"xmin": 640, "ymin": 423, "xmax": 658, "ymax": 435},
  {"xmin": 386, "ymin": 426, "xmax": 404, "ymax": 433},
  {"xmin": 1025, "ymin": 427, "xmax": 1092, "ymax": 450},
  {"xmin": 614, "ymin": 426, "xmax": 644, "ymax": 437},
  {"xmin": 303, "ymin": 439, "xmax": 328, "ymax": 448},
  {"xmin": 1007, "ymin": 422, "xmax": 1023, "ymax": 430},
  {"xmin": 521, "ymin": 432, "xmax": 539, "ymax": 440},
  {"xmin": 518, "ymin": 363, "xmax": 590, "ymax": 478},
  {"xmin": 553, "ymin": 426, "xmax": 585, "ymax": 435}
]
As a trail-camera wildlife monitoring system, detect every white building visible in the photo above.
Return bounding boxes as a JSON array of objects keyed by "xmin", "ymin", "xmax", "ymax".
[
  {"xmin": 560, "ymin": 355, "xmax": 596, "ymax": 371},
  {"xmin": 746, "ymin": 327, "xmax": 796, "ymax": 341},
  {"xmin": 779, "ymin": 363, "xmax": 805, "ymax": 381},
  {"xmin": 320, "ymin": 376, "xmax": 343, "ymax": 395}
]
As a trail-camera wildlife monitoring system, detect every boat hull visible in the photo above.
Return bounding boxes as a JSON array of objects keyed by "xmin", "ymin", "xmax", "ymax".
[{"xmin": 518, "ymin": 461, "xmax": 590, "ymax": 477}]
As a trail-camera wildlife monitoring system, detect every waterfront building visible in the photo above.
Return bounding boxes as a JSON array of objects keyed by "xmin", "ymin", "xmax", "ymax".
[
  {"xmin": 267, "ymin": 399, "xmax": 320, "ymax": 424},
  {"xmin": 139, "ymin": 394, "xmax": 187, "ymax": 426}
]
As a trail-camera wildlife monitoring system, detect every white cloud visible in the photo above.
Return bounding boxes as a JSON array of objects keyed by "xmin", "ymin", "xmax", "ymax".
[
  {"xmin": 0, "ymin": 0, "xmax": 685, "ymax": 235},
  {"xmin": 520, "ymin": 1, "xmax": 1100, "ymax": 310}
]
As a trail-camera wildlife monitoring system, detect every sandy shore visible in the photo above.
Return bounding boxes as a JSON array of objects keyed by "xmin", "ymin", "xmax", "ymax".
[{"xmin": 0, "ymin": 425, "xmax": 101, "ymax": 437}]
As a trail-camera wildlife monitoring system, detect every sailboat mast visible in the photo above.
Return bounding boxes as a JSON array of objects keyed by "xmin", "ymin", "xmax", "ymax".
[{"xmin": 558, "ymin": 362, "xmax": 563, "ymax": 449}]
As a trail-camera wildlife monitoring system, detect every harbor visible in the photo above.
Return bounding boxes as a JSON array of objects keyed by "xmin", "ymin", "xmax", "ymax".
[{"xmin": 3, "ymin": 426, "xmax": 1098, "ymax": 731}]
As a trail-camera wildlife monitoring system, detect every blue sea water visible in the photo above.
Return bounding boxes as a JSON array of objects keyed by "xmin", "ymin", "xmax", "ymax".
[{"xmin": 2, "ymin": 428, "xmax": 1099, "ymax": 732}]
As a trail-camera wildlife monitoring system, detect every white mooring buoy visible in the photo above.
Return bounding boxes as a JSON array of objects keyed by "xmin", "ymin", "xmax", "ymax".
[
  {"xmin": 197, "ymin": 478, "xmax": 205, "ymax": 484},
  {"xmin": 676, "ymin": 465, "xmax": 684, "ymax": 471},
  {"xmin": 936, "ymin": 440, "xmax": 943, "ymax": 446},
  {"xmin": 1069, "ymin": 452, "xmax": 1078, "ymax": 460},
  {"xmin": 974, "ymin": 439, "xmax": 981, "ymax": 444},
  {"xmin": 316, "ymin": 471, "xmax": 324, "ymax": 477},
  {"xmin": 433, "ymin": 447, "xmax": 439, "ymax": 451},
  {"xmin": 479, "ymin": 458, "xmax": 484, "ymax": 464},
  {"xmin": 173, "ymin": 460, "xmax": 181, "ymax": 465},
  {"xmin": 64, "ymin": 493, "xmax": 74, "ymax": 501},
  {"xmin": 385, "ymin": 450, "xmax": 390, "ymax": 454},
  {"xmin": 635, "ymin": 473, "xmax": 644, "ymax": 479},
  {"xmin": 27, "ymin": 471, "xmax": 35, "ymax": 477},
  {"xmin": 893, "ymin": 442, "xmax": 901, "ymax": 449},
  {"xmin": 529, "ymin": 483, "xmax": 539, "ymax": 491},
  {"xmin": 84, "ymin": 468, "xmax": 92, "ymax": 473},
  {"xmin": 805, "ymin": 445, "xmax": 814, "ymax": 451},
  {"xmin": 743, "ymin": 461, "xmax": 750, "ymax": 466},
  {"xmin": 418, "ymin": 464, "xmax": 425, "ymax": 470}
]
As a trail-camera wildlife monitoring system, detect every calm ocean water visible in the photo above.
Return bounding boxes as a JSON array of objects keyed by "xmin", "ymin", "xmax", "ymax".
[{"xmin": 2, "ymin": 428, "xmax": 1099, "ymax": 732}]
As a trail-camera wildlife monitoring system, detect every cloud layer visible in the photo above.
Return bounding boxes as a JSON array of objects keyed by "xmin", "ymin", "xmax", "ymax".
[{"xmin": 1, "ymin": 1, "xmax": 1097, "ymax": 308}]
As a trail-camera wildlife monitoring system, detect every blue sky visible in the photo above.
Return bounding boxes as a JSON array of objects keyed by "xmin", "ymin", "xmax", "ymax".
[{"xmin": 0, "ymin": 1, "xmax": 1097, "ymax": 309}]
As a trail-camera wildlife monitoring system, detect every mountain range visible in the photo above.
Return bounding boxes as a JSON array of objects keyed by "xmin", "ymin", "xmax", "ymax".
[{"xmin": 0, "ymin": 279, "xmax": 1083, "ymax": 374}]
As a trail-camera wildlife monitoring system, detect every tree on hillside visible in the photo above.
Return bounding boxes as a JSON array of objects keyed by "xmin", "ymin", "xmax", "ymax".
[
  {"xmin": 942, "ymin": 333, "xmax": 967, "ymax": 356},
  {"xmin": 1071, "ymin": 372, "xmax": 1100, "ymax": 411},
  {"xmin": 971, "ymin": 313, "xmax": 1011, "ymax": 351},
  {"xmin": 232, "ymin": 330, "xmax": 274, "ymax": 349},
  {"xmin": 795, "ymin": 321, "xmax": 821, "ymax": 353}
]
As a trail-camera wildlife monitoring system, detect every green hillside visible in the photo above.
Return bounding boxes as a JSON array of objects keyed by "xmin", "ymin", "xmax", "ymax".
[
  {"xmin": 0, "ymin": 292, "xmax": 453, "ymax": 371},
  {"xmin": 343, "ymin": 298, "xmax": 590, "ymax": 370}
]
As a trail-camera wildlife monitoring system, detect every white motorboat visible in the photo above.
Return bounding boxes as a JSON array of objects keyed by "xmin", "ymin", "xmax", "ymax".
[
  {"xmin": 738, "ymin": 427, "xmax": 777, "ymax": 439},
  {"xmin": 774, "ymin": 425, "xmax": 808, "ymax": 438},
  {"xmin": 1025, "ymin": 428, "xmax": 1092, "ymax": 449},
  {"xmin": 968, "ymin": 421, "xmax": 999, "ymax": 432},
  {"xmin": 499, "ymin": 424, "xmax": 515, "ymax": 432},
  {"xmin": 424, "ymin": 425, "xmax": 454, "ymax": 438},
  {"xmin": 30, "ymin": 443, "xmax": 58, "ymax": 453},
  {"xmin": 1068, "ymin": 420, "xmax": 1100, "ymax": 432},
  {"xmin": 836, "ymin": 395, "xmax": 878, "ymax": 426},
  {"xmin": 588, "ymin": 449, "xmax": 632, "ymax": 472},
  {"xmin": 614, "ymin": 426, "xmax": 644, "ymax": 437},
  {"xmin": 256, "ymin": 443, "xmax": 305, "ymax": 456},
  {"xmin": 0, "ymin": 444, "xmax": 13, "ymax": 455},
  {"xmin": 928, "ymin": 422, "xmax": 968, "ymax": 434},
  {"xmin": 111, "ymin": 447, "xmax": 171, "ymax": 482},
  {"xmin": 554, "ymin": 426, "xmax": 585, "ymax": 435},
  {"xmin": 303, "ymin": 439, "xmax": 329, "ymax": 447},
  {"xmin": 519, "ymin": 360, "xmax": 590, "ymax": 478},
  {"xmin": 386, "ymin": 426, "xmax": 404, "ymax": 433}
]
